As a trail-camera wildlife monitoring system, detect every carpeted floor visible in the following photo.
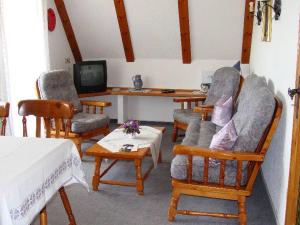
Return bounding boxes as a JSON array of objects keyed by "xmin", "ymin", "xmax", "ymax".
[{"xmin": 33, "ymin": 122, "xmax": 277, "ymax": 225}]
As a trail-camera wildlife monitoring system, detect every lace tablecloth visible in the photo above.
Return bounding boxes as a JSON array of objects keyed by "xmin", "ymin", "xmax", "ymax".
[
  {"xmin": 0, "ymin": 136, "xmax": 88, "ymax": 225},
  {"xmin": 98, "ymin": 126, "xmax": 163, "ymax": 167}
]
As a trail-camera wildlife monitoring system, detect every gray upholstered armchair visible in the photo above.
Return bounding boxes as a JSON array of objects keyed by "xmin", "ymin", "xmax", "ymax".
[
  {"xmin": 172, "ymin": 67, "xmax": 242, "ymax": 142},
  {"xmin": 36, "ymin": 70, "xmax": 111, "ymax": 157}
]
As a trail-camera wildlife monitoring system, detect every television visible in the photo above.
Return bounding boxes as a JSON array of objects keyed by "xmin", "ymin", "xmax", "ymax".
[{"xmin": 73, "ymin": 60, "xmax": 107, "ymax": 94}]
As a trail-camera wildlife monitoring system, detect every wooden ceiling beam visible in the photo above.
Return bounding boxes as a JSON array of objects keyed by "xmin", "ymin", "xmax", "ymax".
[
  {"xmin": 241, "ymin": 0, "xmax": 255, "ymax": 64},
  {"xmin": 54, "ymin": 0, "xmax": 82, "ymax": 62},
  {"xmin": 114, "ymin": 0, "xmax": 135, "ymax": 62},
  {"xmin": 178, "ymin": 0, "xmax": 191, "ymax": 64}
]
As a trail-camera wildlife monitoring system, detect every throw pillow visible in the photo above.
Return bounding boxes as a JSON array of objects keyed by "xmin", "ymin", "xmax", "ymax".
[
  {"xmin": 209, "ymin": 119, "xmax": 238, "ymax": 166},
  {"xmin": 211, "ymin": 96, "xmax": 233, "ymax": 127},
  {"xmin": 233, "ymin": 61, "xmax": 241, "ymax": 72}
]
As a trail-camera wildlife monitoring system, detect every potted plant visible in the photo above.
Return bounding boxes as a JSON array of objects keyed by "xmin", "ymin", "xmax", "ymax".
[{"xmin": 122, "ymin": 120, "xmax": 140, "ymax": 138}]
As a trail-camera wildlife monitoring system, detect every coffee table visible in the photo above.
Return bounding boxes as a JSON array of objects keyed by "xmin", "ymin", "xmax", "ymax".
[{"xmin": 86, "ymin": 127, "xmax": 165, "ymax": 195}]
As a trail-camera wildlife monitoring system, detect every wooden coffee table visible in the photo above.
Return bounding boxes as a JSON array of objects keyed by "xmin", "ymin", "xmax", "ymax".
[{"xmin": 86, "ymin": 127, "xmax": 165, "ymax": 195}]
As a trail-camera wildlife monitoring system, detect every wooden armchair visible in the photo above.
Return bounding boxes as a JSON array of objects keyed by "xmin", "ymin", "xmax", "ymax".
[
  {"xmin": 36, "ymin": 70, "xmax": 112, "ymax": 157},
  {"xmin": 18, "ymin": 99, "xmax": 77, "ymax": 225},
  {"xmin": 0, "ymin": 102, "xmax": 10, "ymax": 136},
  {"xmin": 168, "ymin": 88, "xmax": 282, "ymax": 225},
  {"xmin": 172, "ymin": 67, "xmax": 243, "ymax": 142}
]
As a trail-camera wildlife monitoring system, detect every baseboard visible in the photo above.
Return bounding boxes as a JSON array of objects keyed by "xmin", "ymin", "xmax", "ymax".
[{"xmin": 260, "ymin": 169, "xmax": 280, "ymax": 225}]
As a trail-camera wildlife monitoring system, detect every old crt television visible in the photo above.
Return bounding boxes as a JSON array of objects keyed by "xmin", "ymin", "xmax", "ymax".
[{"xmin": 73, "ymin": 60, "xmax": 107, "ymax": 94}]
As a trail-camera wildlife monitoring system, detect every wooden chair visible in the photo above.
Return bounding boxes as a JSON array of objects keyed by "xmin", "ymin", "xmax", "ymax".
[
  {"xmin": 168, "ymin": 96, "xmax": 282, "ymax": 225},
  {"xmin": 0, "ymin": 102, "xmax": 10, "ymax": 136},
  {"xmin": 36, "ymin": 70, "xmax": 112, "ymax": 157},
  {"xmin": 172, "ymin": 68, "xmax": 244, "ymax": 142},
  {"xmin": 18, "ymin": 99, "xmax": 77, "ymax": 225}
]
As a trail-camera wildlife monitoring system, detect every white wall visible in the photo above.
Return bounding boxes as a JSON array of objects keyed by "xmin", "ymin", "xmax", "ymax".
[
  {"xmin": 47, "ymin": 0, "xmax": 74, "ymax": 72},
  {"xmin": 47, "ymin": 0, "xmax": 246, "ymax": 122},
  {"xmin": 250, "ymin": 1, "xmax": 300, "ymax": 224}
]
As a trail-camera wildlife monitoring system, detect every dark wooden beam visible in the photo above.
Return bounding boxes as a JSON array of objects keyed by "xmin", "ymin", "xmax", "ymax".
[
  {"xmin": 113, "ymin": 0, "xmax": 135, "ymax": 62},
  {"xmin": 54, "ymin": 0, "xmax": 82, "ymax": 62},
  {"xmin": 241, "ymin": 0, "xmax": 255, "ymax": 64},
  {"xmin": 178, "ymin": 0, "xmax": 191, "ymax": 64}
]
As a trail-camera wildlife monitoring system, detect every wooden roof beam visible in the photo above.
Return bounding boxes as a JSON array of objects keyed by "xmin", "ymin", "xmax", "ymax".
[
  {"xmin": 54, "ymin": 0, "xmax": 82, "ymax": 62},
  {"xmin": 114, "ymin": 0, "xmax": 135, "ymax": 62},
  {"xmin": 241, "ymin": 0, "xmax": 255, "ymax": 64},
  {"xmin": 178, "ymin": 0, "xmax": 191, "ymax": 64}
]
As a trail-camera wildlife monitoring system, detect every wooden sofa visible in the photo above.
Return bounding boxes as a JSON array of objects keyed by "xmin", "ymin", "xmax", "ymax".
[{"xmin": 168, "ymin": 75, "xmax": 282, "ymax": 225}]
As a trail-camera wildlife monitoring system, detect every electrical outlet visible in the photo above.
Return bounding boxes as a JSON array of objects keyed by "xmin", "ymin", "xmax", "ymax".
[{"xmin": 64, "ymin": 57, "xmax": 71, "ymax": 64}]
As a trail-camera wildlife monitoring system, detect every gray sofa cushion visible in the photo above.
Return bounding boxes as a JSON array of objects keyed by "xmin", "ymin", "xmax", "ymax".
[
  {"xmin": 71, "ymin": 112, "xmax": 110, "ymax": 133},
  {"xmin": 171, "ymin": 155, "xmax": 248, "ymax": 186},
  {"xmin": 205, "ymin": 67, "xmax": 241, "ymax": 105},
  {"xmin": 38, "ymin": 70, "xmax": 82, "ymax": 111},
  {"xmin": 173, "ymin": 109, "xmax": 200, "ymax": 124},
  {"xmin": 232, "ymin": 86, "xmax": 275, "ymax": 152}
]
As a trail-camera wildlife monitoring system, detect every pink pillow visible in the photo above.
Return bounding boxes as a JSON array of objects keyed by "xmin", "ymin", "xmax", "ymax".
[
  {"xmin": 211, "ymin": 96, "xmax": 233, "ymax": 127},
  {"xmin": 209, "ymin": 119, "xmax": 238, "ymax": 166}
]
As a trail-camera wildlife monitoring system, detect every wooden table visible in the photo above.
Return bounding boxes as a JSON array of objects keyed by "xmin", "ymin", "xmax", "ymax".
[{"xmin": 86, "ymin": 127, "xmax": 165, "ymax": 195}]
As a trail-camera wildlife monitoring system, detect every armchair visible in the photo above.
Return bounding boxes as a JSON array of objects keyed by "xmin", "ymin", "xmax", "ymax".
[
  {"xmin": 172, "ymin": 67, "xmax": 243, "ymax": 142},
  {"xmin": 36, "ymin": 70, "xmax": 111, "ymax": 157},
  {"xmin": 0, "ymin": 102, "xmax": 10, "ymax": 136},
  {"xmin": 168, "ymin": 75, "xmax": 282, "ymax": 225}
]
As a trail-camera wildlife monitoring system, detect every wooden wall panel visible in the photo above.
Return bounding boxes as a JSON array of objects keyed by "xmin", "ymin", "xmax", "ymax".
[
  {"xmin": 54, "ymin": 0, "xmax": 82, "ymax": 62},
  {"xmin": 178, "ymin": 0, "xmax": 191, "ymax": 64},
  {"xmin": 241, "ymin": 0, "xmax": 255, "ymax": 64},
  {"xmin": 114, "ymin": 0, "xmax": 135, "ymax": 62}
]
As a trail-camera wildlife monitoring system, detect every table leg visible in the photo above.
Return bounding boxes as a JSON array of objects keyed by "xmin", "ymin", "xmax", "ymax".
[
  {"xmin": 92, "ymin": 157, "xmax": 102, "ymax": 191},
  {"xmin": 59, "ymin": 187, "xmax": 76, "ymax": 225},
  {"xmin": 134, "ymin": 159, "xmax": 144, "ymax": 195},
  {"xmin": 158, "ymin": 150, "xmax": 162, "ymax": 163},
  {"xmin": 40, "ymin": 207, "xmax": 47, "ymax": 225}
]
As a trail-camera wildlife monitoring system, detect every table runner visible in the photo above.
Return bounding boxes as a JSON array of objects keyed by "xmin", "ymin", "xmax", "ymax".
[
  {"xmin": 98, "ymin": 126, "xmax": 163, "ymax": 167},
  {"xmin": 0, "ymin": 136, "xmax": 88, "ymax": 225}
]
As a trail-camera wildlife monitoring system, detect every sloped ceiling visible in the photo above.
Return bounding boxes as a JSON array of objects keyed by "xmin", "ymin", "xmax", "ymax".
[{"xmin": 64, "ymin": 0, "xmax": 245, "ymax": 60}]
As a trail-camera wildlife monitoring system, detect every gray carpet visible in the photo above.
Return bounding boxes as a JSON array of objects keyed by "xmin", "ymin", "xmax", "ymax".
[{"xmin": 33, "ymin": 122, "xmax": 276, "ymax": 225}]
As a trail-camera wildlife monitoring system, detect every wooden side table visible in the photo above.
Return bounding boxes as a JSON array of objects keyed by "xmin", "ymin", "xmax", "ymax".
[{"xmin": 86, "ymin": 127, "xmax": 165, "ymax": 195}]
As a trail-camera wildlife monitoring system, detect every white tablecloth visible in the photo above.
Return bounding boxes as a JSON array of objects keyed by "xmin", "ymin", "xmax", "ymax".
[
  {"xmin": 98, "ymin": 126, "xmax": 163, "ymax": 167},
  {"xmin": 0, "ymin": 136, "xmax": 88, "ymax": 225}
]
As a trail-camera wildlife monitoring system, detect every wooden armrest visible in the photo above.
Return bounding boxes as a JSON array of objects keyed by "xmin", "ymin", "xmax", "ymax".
[
  {"xmin": 193, "ymin": 105, "xmax": 214, "ymax": 113},
  {"xmin": 173, "ymin": 97, "xmax": 206, "ymax": 103},
  {"xmin": 80, "ymin": 100, "xmax": 112, "ymax": 107},
  {"xmin": 173, "ymin": 145, "xmax": 264, "ymax": 162}
]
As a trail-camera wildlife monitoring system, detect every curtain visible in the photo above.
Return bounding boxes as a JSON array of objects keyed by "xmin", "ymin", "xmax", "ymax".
[
  {"xmin": 2, "ymin": 0, "xmax": 49, "ymax": 136},
  {"xmin": 0, "ymin": 0, "xmax": 11, "ymax": 134}
]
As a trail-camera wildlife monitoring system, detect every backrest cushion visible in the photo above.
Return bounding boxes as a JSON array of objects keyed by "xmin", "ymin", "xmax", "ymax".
[
  {"xmin": 38, "ymin": 70, "xmax": 82, "ymax": 111},
  {"xmin": 232, "ymin": 86, "xmax": 275, "ymax": 152},
  {"xmin": 211, "ymin": 96, "xmax": 233, "ymax": 127},
  {"xmin": 205, "ymin": 67, "xmax": 240, "ymax": 105},
  {"xmin": 235, "ymin": 74, "xmax": 267, "ymax": 109}
]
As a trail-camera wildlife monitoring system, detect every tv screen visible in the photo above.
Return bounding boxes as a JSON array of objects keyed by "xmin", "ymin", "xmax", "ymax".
[{"xmin": 74, "ymin": 60, "xmax": 107, "ymax": 94}]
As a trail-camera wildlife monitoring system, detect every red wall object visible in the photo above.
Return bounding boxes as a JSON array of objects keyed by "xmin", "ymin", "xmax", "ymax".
[{"xmin": 48, "ymin": 8, "xmax": 56, "ymax": 32}]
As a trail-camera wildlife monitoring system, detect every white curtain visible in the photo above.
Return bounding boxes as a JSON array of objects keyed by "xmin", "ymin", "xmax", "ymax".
[
  {"xmin": 2, "ymin": 0, "xmax": 49, "ymax": 136},
  {"xmin": 0, "ymin": 0, "xmax": 12, "ymax": 134}
]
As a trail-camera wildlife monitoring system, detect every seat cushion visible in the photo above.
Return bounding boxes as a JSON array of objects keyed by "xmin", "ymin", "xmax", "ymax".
[
  {"xmin": 173, "ymin": 109, "xmax": 200, "ymax": 124},
  {"xmin": 38, "ymin": 70, "xmax": 83, "ymax": 111},
  {"xmin": 71, "ymin": 112, "xmax": 109, "ymax": 133},
  {"xmin": 171, "ymin": 155, "xmax": 247, "ymax": 186}
]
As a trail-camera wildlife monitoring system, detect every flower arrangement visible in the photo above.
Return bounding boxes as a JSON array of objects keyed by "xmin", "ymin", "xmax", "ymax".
[{"xmin": 122, "ymin": 120, "xmax": 140, "ymax": 136}]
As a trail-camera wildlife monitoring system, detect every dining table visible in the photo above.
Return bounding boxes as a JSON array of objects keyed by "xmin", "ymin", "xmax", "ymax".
[{"xmin": 0, "ymin": 136, "xmax": 88, "ymax": 225}]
